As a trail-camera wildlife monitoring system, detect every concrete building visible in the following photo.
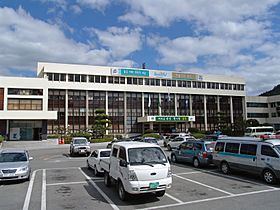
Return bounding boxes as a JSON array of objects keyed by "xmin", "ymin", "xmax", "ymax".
[{"xmin": 0, "ymin": 62, "xmax": 246, "ymax": 140}]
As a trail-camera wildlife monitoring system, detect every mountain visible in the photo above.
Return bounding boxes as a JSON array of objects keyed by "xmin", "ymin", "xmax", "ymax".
[{"xmin": 260, "ymin": 84, "xmax": 280, "ymax": 96}]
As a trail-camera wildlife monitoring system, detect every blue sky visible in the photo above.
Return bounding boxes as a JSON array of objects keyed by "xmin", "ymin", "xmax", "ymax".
[{"xmin": 1, "ymin": 0, "xmax": 280, "ymax": 95}]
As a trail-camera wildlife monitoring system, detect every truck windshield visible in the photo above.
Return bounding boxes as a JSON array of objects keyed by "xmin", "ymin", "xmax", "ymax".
[
  {"xmin": 128, "ymin": 147, "xmax": 167, "ymax": 165},
  {"xmin": 73, "ymin": 139, "xmax": 87, "ymax": 144}
]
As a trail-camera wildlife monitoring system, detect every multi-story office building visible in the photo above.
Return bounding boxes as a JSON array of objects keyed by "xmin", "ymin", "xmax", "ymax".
[
  {"xmin": 246, "ymin": 95, "xmax": 280, "ymax": 130},
  {"xmin": 0, "ymin": 62, "xmax": 246, "ymax": 140}
]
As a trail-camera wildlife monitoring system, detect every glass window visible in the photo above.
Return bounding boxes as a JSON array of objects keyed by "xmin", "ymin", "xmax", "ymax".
[
  {"xmin": 68, "ymin": 74, "xmax": 74, "ymax": 82},
  {"xmin": 100, "ymin": 151, "xmax": 111, "ymax": 157},
  {"xmin": 108, "ymin": 76, "xmax": 114, "ymax": 83},
  {"xmin": 194, "ymin": 143, "xmax": 203, "ymax": 150},
  {"xmin": 118, "ymin": 147, "xmax": 126, "ymax": 160},
  {"xmin": 155, "ymin": 79, "xmax": 160, "ymax": 86},
  {"xmin": 138, "ymin": 78, "xmax": 143, "ymax": 85},
  {"xmin": 112, "ymin": 148, "xmax": 118, "ymax": 157},
  {"xmin": 47, "ymin": 73, "xmax": 53, "ymax": 81},
  {"xmin": 81, "ymin": 75, "xmax": 87, "ymax": 82},
  {"xmin": 95, "ymin": 76, "xmax": 101, "ymax": 83},
  {"xmin": 225, "ymin": 143, "xmax": 239, "ymax": 154},
  {"xmin": 101, "ymin": 76, "xmax": 107, "ymax": 83},
  {"xmin": 167, "ymin": 80, "xmax": 172, "ymax": 86},
  {"xmin": 89, "ymin": 75, "xmax": 94, "ymax": 83},
  {"xmin": 240, "ymin": 144, "xmax": 257, "ymax": 156},
  {"xmin": 120, "ymin": 77, "xmax": 125, "ymax": 84},
  {"xmin": 128, "ymin": 147, "xmax": 167, "ymax": 164},
  {"xmin": 162, "ymin": 79, "xmax": 166, "ymax": 86},
  {"xmin": 60, "ymin": 74, "xmax": 66, "ymax": 81},
  {"xmin": 75, "ymin": 74, "xmax": 80, "ymax": 82},
  {"xmin": 127, "ymin": 78, "xmax": 132, "ymax": 84},
  {"xmin": 54, "ymin": 73, "xmax": 59, "ymax": 81},
  {"xmin": 261, "ymin": 145, "xmax": 279, "ymax": 158}
]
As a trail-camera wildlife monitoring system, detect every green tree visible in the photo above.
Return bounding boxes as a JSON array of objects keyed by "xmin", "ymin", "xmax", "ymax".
[
  {"xmin": 92, "ymin": 109, "xmax": 111, "ymax": 138},
  {"xmin": 246, "ymin": 119, "xmax": 260, "ymax": 127}
]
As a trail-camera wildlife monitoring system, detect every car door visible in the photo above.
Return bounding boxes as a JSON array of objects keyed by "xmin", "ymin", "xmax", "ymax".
[
  {"xmin": 238, "ymin": 143, "xmax": 258, "ymax": 173},
  {"xmin": 175, "ymin": 142, "xmax": 188, "ymax": 162},
  {"xmin": 110, "ymin": 147, "xmax": 119, "ymax": 179},
  {"xmin": 181, "ymin": 142, "xmax": 194, "ymax": 163},
  {"xmin": 257, "ymin": 144, "xmax": 280, "ymax": 174},
  {"xmin": 89, "ymin": 150, "xmax": 98, "ymax": 167}
]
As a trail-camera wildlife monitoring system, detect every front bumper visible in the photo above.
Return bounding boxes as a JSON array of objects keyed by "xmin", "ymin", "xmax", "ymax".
[
  {"xmin": 125, "ymin": 177, "xmax": 172, "ymax": 194},
  {"xmin": 0, "ymin": 170, "xmax": 30, "ymax": 181},
  {"xmin": 73, "ymin": 147, "xmax": 91, "ymax": 154}
]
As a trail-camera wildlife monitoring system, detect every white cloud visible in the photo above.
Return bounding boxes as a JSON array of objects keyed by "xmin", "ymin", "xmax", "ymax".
[
  {"xmin": 76, "ymin": 0, "xmax": 110, "ymax": 11},
  {"xmin": 0, "ymin": 7, "xmax": 122, "ymax": 74},
  {"xmin": 87, "ymin": 27, "xmax": 143, "ymax": 58},
  {"xmin": 70, "ymin": 5, "xmax": 82, "ymax": 14}
]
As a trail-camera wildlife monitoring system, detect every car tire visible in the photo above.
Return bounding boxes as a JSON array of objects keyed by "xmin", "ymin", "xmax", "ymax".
[
  {"xmin": 171, "ymin": 154, "xmax": 177, "ymax": 163},
  {"xmin": 87, "ymin": 160, "xmax": 91, "ymax": 169},
  {"xmin": 163, "ymin": 142, "xmax": 167, "ymax": 147},
  {"xmin": 262, "ymin": 169, "xmax": 276, "ymax": 184},
  {"xmin": 118, "ymin": 181, "xmax": 128, "ymax": 201},
  {"xmin": 104, "ymin": 172, "xmax": 111, "ymax": 187},
  {"xmin": 155, "ymin": 190, "xmax": 165, "ymax": 197},
  {"xmin": 167, "ymin": 145, "xmax": 172, "ymax": 151},
  {"xmin": 193, "ymin": 158, "xmax": 200, "ymax": 168},
  {"xmin": 220, "ymin": 161, "xmax": 230, "ymax": 174}
]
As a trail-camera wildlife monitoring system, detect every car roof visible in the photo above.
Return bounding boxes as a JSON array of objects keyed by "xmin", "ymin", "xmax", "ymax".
[
  {"xmin": 0, "ymin": 149, "xmax": 27, "ymax": 153},
  {"xmin": 72, "ymin": 137, "xmax": 87, "ymax": 140},
  {"xmin": 113, "ymin": 141, "xmax": 161, "ymax": 149},
  {"xmin": 95, "ymin": 149, "xmax": 111, "ymax": 152}
]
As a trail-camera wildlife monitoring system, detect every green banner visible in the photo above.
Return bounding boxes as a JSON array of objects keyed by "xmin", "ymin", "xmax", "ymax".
[{"xmin": 155, "ymin": 116, "xmax": 189, "ymax": 122}]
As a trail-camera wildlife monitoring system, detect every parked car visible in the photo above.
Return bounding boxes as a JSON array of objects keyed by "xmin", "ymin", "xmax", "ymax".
[
  {"xmin": 171, "ymin": 140, "xmax": 215, "ymax": 167},
  {"xmin": 163, "ymin": 133, "xmax": 189, "ymax": 147},
  {"xmin": 0, "ymin": 149, "xmax": 33, "ymax": 182},
  {"xmin": 70, "ymin": 137, "xmax": 91, "ymax": 157},
  {"xmin": 167, "ymin": 136, "xmax": 195, "ymax": 151},
  {"xmin": 139, "ymin": 137, "xmax": 159, "ymax": 145},
  {"xmin": 106, "ymin": 138, "xmax": 132, "ymax": 149},
  {"xmin": 213, "ymin": 136, "xmax": 280, "ymax": 184},
  {"xmin": 87, "ymin": 149, "xmax": 111, "ymax": 176}
]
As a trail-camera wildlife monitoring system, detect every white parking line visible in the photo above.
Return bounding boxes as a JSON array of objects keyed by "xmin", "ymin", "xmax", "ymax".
[
  {"xmin": 47, "ymin": 181, "xmax": 88, "ymax": 186},
  {"xmin": 136, "ymin": 188, "xmax": 280, "ymax": 210},
  {"xmin": 79, "ymin": 168, "xmax": 120, "ymax": 210},
  {"xmin": 41, "ymin": 169, "xmax": 46, "ymax": 210},
  {"xmin": 165, "ymin": 193, "xmax": 184, "ymax": 203},
  {"xmin": 23, "ymin": 169, "xmax": 39, "ymax": 210},
  {"xmin": 173, "ymin": 174, "xmax": 234, "ymax": 195},
  {"xmin": 174, "ymin": 171, "xmax": 202, "ymax": 175}
]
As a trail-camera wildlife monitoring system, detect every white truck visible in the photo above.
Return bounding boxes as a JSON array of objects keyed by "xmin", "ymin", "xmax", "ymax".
[{"xmin": 100, "ymin": 141, "xmax": 172, "ymax": 201}]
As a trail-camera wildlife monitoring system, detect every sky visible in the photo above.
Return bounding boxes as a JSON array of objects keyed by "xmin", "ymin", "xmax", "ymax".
[{"xmin": 1, "ymin": 0, "xmax": 280, "ymax": 96}]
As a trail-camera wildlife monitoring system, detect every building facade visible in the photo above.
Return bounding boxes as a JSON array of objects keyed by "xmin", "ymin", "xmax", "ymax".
[{"xmin": 0, "ymin": 62, "xmax": 246, "ymax": 140}]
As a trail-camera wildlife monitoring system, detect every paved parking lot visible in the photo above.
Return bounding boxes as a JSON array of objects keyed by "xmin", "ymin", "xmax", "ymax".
[{"xmin": 2, "ymin": 142, "xmax": 280, "ymax": 210}]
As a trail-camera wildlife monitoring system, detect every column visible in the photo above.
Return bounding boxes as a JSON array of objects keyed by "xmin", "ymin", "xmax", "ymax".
[
  {"xmin": 142, "ymin": 92, "xmax": 145, "ymax": 117},
  {"xmin": 65, "ymin": 89, "xmax": 68, "ymax": 132},
  {"xmin": 217, "ymin": 95, "xmax": 220, "ymax": 112},
  {"xmin": 230, "ymin": 96, "xmax": 234, "ymax": 124},
  {"xmin": 85, "ymin": 90, "xmax": 89, "ymax": 129},
  {"xmin": 124, "ymin": 92, "xmax": 127, "ymax": 135},
  {"xmin": 189, "ymin": 95, "xmax": 193, "ymax": 127},
  {"xmin": 105, "ymin": 91, "xmax": 109, "ymax": 135},
  {"xmin": 158, "ymin": 93, "xmax": 162, "ymax": 116},
  {"xmin": 242, "ymin": 96, "xmax": 247, "ymax": 120},
  {"xmin": 204, "ymin": 95, "xmax": 208, "ymax": 131},
  {"xmin": 174, "ymin": 93, "xmax": 177, "ymax": 116},
  {"xmin": 6, "ymin": 120, "xmax": 9, "ymax": 138}
]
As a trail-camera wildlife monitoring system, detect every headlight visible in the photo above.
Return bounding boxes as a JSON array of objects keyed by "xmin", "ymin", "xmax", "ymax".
[
  {"xmin": 167, "ymin": 167, "xmax": 172, "ymax": 177},
  {"xmin": 19, "ymin": 166, "xmax": 28, "ymax": 172},
  {"xmin": 128, "ymin": 170, "xmax": 138, "ymax": 181}
]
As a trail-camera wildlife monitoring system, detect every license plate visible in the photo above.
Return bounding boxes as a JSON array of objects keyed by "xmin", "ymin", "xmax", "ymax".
[
  {"xmin": 4, "ymin": 173, "xmax": 14, "ymax": 177},
  {"xmin": 80, "ymin": 150, "xmax": 85, "ymax": 153},
  {"xmin": 149, "ymin": 182, "xmax": 159, "ymax": 189}
]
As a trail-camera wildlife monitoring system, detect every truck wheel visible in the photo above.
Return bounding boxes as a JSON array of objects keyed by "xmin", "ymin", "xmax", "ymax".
[
  {"xmin": 93, "ymin": 165, "xmax": 99, "ymax": 176},
  {"xmin": 171, "ymin": 154, "xmax": 177, "ymax": 163},
  {"xmin": 220, "ymin": 161, "xmax": 230, "ymax": 174},
  {"xmin": 263, "ymin": 169, "xmax": 276, "ymax": 184},
  {"xmin": 163, "ymin": 142, "xmax": 167, "ymax": 147},
  {"xmin": 87, "ymin": 160, "xmax": 90, "ymax": 169},
  {"xmin": 155, "ymin": 190, "xmax": 165, "ymax": 197},
  {"xmin": 104, "ymin": 172, "xmax": 111, "ymax": 187},
  {"xmin": 167, "ymin": 145, "xmax": 172, "ymax": 151},
  {"xmin": 193, "ymin": 158, "xmax": 200, "ymax": 168},
  {"xmin": 118, "ymin": 181, "xmax": 128, "ymax": 201}
]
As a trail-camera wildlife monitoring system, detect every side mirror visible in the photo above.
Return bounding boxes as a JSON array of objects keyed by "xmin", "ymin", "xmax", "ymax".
[
  {"xmin": 119, "ymin": 159, "xmax": 127, "ymax": 167},
  {"xmin": 29, "ymin": 157, "xmax": 33, "ymax": 161}
]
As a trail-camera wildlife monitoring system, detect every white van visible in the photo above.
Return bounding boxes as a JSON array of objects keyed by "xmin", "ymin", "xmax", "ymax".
[
  {"xmin": 213, "ymin": 137, "xmax": 280, "ymax": 184},
  {"xmin": 245, "ymin": 126, "xmax": 274, "ymax": 137},
  {"xmin": 100, "ymin": 142, "xmax": 172, "ymax": 200}
]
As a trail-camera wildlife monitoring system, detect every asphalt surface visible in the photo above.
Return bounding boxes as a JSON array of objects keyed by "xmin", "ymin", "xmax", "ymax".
[{"xmin": 1, "ymin": 140, "xmax": 280, "ymax": 210}]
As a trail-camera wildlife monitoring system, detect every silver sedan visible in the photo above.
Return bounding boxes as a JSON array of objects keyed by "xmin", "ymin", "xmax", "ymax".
[{"xmin": 0, "ymin": 149, "xmax": 33, "ymax": 182}]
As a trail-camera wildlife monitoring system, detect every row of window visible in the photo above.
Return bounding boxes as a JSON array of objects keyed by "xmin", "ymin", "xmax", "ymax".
[
  {"xmin": 246, "ymin": 102, "xmax": 268, "ymax": 108},
  {"xmin": 8, "ymin": 88, "xmax": 43, "ymax": 96},
  {"xmin": 215, "ymin": 142, "xmax": 278, "ymax": 158},
  {"xmin": 247, "ymin": 113, "xmax": 269, "ymax": 118},
  {"xmin": 46, "ymin": 73, "xmax": 245, "ymax": 91},
  {"xmin": 7, "ymin": 99, "xmax": 43, "ymax": 110}
]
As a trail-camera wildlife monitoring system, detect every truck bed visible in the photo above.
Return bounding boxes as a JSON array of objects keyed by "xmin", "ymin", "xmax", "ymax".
[{"xmin": 100, "ymin": 158, "xmax": 110, "ymax": 172}]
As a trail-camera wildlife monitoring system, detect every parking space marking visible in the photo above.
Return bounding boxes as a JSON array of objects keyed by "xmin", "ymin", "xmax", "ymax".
[
  {"xmin": 137, "ymin": 187, "xmax": 280, "ymax": 210},
  {"xmin": 165, "ymin": 193, "xmax": 184, "ymax": 204},
  {"xmin": 173, "ymin": 174, "xmax": 234, "ymax": 195},
  {"xmin": 23, "ymin": 169, "xmax": 39, "ymax": 210},
  {"xmin": 174, "ymin": 171, "xmax": 202, "ymax": 176},
  {"xmin": 46, "ymin": 181, "xmax": 88, "ymax": 186},
  {"xmin": 79, "ymin": 167, "xmax": 120, "ymax": 210},
  {"xmin": 41, "ymin": 169, "xmax": 46, "ymax": 210},
  {"xmin": 195, "ymin": 168, "xmax": 277, "ymax": 189}
]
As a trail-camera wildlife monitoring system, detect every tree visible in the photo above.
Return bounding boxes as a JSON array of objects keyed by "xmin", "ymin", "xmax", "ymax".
[
  {"xmin": 92, "ymin": 109, "xmax": 111, "ymax": 138},
  {"xmin": 246, "ymin": 119, "xmax": 260, "ymax": 127}
]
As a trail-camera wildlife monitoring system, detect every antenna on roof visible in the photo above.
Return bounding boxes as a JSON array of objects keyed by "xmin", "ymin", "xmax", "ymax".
[{"xmin": 142, "ymin": 63, "xmax": 146, "ymax": 69}]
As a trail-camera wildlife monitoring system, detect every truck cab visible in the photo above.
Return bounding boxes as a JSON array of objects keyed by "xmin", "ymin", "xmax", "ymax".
[{"xmin": 101, "ymin": 141, "xmax": 172, "ymax": 201}]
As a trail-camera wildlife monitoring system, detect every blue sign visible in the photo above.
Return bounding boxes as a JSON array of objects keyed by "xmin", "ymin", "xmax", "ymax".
[{"xmin": 119, "ymin": 68, "xmax": 149, "ymax": 77}]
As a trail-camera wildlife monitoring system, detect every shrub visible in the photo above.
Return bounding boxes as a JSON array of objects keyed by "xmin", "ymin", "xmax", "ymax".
[
  {"xmin": 47, "ymin": 134, "xmax": 60, "ymax": 139},
  {"xmin": 188, "ymin": 128, "xmax": 199, "ymax": 133},
  {"xmin": 143, "ymin": 133, "xmax": 160, "ymax": 139},
  {"xmin": 144, "ymin": 129, "xmax": 154, "ymax": 134},
  {"xmin": 0, "ymin": 135, "xmax": 4, "ymax": 143},
  {"xmin": 71, "ymin": 132, "xmax": 92, "ymax": 140},
  {"xmin": 192, "ymin": 133, "xmax": 206, "ymax": 139},
  {"xmin": 90, "ymin": 137, "xmax": 113, "ymax": 143}
]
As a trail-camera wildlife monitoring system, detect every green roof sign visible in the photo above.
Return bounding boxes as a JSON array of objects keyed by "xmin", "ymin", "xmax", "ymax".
[{"xmin": 155, "ymin": 116, "xmax": 190, "ymax": 122}]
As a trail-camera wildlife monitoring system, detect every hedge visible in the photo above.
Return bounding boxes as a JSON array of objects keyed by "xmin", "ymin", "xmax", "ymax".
[
  {"xmin": 192, "ymin": 133, "xmax": 206, "ymax": 139},
  {"xmin": 47, "ymin": 134, "xmax": 60, "ymax": 139},
  {"xmin": 0, "ymin": 135, "xmax": 4, "ymax": 143},
  {"xmin": 90, "ymin": 138, "xmax": 113, "ymax": 143}
]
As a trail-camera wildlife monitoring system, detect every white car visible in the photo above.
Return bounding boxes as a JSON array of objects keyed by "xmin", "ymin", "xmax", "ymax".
[
  {"xmin": 87, "ymin": 149, "xmax": 111, "ymax": 176},
  {"xmin": 167, "ymin": 136, "xmax": 195, "ymax": 151}
]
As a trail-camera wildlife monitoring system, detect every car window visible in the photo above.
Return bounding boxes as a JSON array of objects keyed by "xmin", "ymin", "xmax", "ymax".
[
  {"xmin": 128, "ymin": 147, "xmax": 167, "ymax": 164},
  {"xmin": 112, "ymin": 148, "xmax": 118, "ymax": 157},
  {"xmin": 180, "ymin": 142, "xmax": 188, "ymax": 150},
  {"xmin": 91, "ymin": 151, "xmax": 97, "ymax": 158},
  {"xmin": 240, "ymin": 144, "xmax": 257, "ymax": 156},
  {"xmin": 186, "ymin": 142, "xmax": 193, "ymax": 150},
  {"xmin": 100, "ymin": 151, "xmax": 111, "ymax": 157},
  {"xmin": 0, "ymin": 152, "xmax": 27, "ymax": 162},
  {"xmin": 205, "ymin": 142, "xmax": 215, "ymax": 151},
  {"xmin": 261, "ymin": 145, "xmax": 279, "ymax": 158},
  {"xmin": 118, "ymin": 147, "xmax": 127, "ymax": 160},
  {"xmin": 73, "ymin": 138, "xmax": 87, "ymax": 144},
  {"xmin": 215, "ymin": 142, "xmax": 225, "ymax": 152},
  {"xmin": 194, "ymin": 143, "xmax": 202, "ymax": 150},
  {"xmin": 225, "ymin": 143, "xmax": 239, "ymax": 154}
]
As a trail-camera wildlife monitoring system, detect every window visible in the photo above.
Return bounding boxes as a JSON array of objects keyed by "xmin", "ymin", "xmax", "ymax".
[
  {"xmin": 186, "ymin": 142, "xmax": 193, "ymax": 150},
  {"xmin": 68, "ymin": 74, "xmax": 74, "ymax": 82},
  {"xmin": 74, "ymin": 74, "xmax": 80, "ymax": 82},
  {"xmin": 8, "ymin": 99, "xmax": 42, "ymax": 110},
  {"xmin": 8, "ymin": 88, "xmax": 43, "ymax": 96},
  {"xmin": 162, "ymin": 79, "xmax": 167, "ymax": 86},
  {"xmin": 240, "ymin": 144, "xmax": 257, "ymax": 156},
  {"xmin": 127, "ymin": 78, "xmax": 132, "ymax": 84},
  {"xmin": 247, "ymin": 102, "xmax": 268, "ymax": 108},
  {"xmin": 91, "ymin": 151, "xmax": 98, "ymax": 158},
  {"xmin": 247, "ymin": 113, "xmax": 269, "ymax": 118},
  {"xmin": 194, "ymin": 143, "xmax": 203, "ymax": 150},
  {"xmin": 95, "ymin": 76, "xmax": 101, "ymax": 83},
  {"xmin": 118, "ymin": 147, "xmax": 126, "ymax": 160},
  {"xmin": 100, "ymin": 151, "xmax": 111, "ymax": 157},
  {"xmin": 261, "ymin": 145, "xmax": 279, "ymax": 158},
  {"xmin": 225, "ymin": 143, "xmax": 239, "ymax": 153},
  {"xmin": 155, "ymin": 79, "xmax": 160, "ymax": 86},
  {"xmin": 120, "ymin": 77, "xmax": 125, "ymax": 84},
  {"xmin": 89, "ymin": 75, "xmax": 94, "ymax": 83},
  {"xmin": 60, "ymin": 74, "xmax": 66, "ymax": 81},
  {"xmin": 215, "ymin": 142, "xmax": 225, "ymax": 152},
  {"xmin": 47, "ymin": 73, "xmax": 53, "ymax": 81},
  {"xmin": 112, "ymin": 148, "xmax": 118, "ymax": 157},
  {"xmin": 81, "ymin": 75, "xmax": 87, "ymax": 82},
  {"xmin": 54, "ymin": 73, "xmax": 59, "ymax": 81},
  {"xmin": 101, "ymin": 76, "xmax": 107, "ymax": 83},
  {"xmin": 108, "ymin": 76, "xmax": 113, "ymax": 83}
]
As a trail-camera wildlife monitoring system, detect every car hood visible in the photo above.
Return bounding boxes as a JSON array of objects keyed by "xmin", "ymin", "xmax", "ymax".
[
  {"xmin": 73, "ymin": 144, "xmax": 89, "ymax": 146},
  {"xmin": 0, "ymin": 162, "xmax": 28, "ymax": 169}
]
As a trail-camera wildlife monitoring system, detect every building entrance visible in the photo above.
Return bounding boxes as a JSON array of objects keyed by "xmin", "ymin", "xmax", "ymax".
[{"xmin": 9, "ymin": 120, "xmax": 43, "ymax": 140}]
